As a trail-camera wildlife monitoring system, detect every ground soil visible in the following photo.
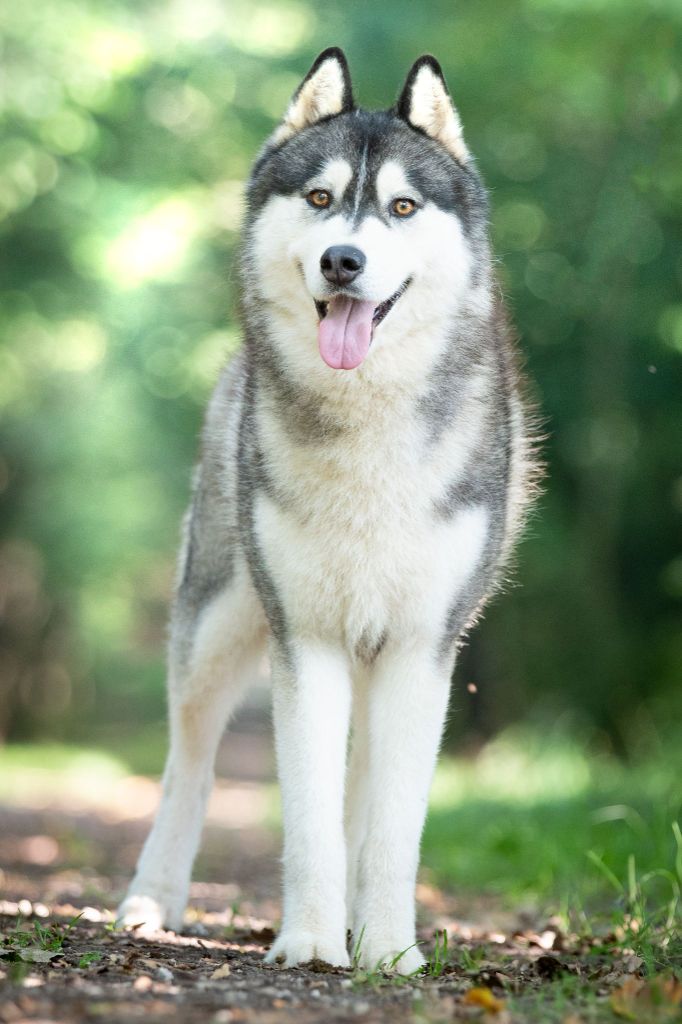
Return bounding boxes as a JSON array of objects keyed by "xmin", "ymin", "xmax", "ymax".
[{"xmin": 0, "ymin": 722, "xmax": 652, "ymax": 1022}]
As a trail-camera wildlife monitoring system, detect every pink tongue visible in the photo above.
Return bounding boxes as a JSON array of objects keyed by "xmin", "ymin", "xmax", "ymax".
[{"xmin": 318, "ymin": 296, "xmax": 376, "ymax": 370}]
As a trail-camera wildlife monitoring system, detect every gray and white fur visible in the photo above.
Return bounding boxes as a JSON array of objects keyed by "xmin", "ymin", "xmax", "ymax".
[{"xmin": 117, "ymin": 48, "xmax": 539, "ymax": 973}]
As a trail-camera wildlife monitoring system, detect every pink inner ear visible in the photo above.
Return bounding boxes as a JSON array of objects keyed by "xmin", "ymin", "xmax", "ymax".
[{"xmin": 318, "ymin": 297, "xmax": 376, "ymax": 370}]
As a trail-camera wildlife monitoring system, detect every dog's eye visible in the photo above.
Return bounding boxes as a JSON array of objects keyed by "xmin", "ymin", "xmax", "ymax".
[
  {"xmin": 307, "ymin": 189, "xmax": 331, "ymax": 209},
  {"xmin": 392, "ymin": 198, "xmax": 416, "ymax": 218}
]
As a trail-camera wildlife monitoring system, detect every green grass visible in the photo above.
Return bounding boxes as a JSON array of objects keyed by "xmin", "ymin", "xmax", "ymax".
[
  {"xmin": 1, "ymin": 914, "xmax": 104, "ymax": 981},
  {"xmin": 0, "ymin": 743, "xmax": 129, "ymax": 803},
  {"xmin": 424, "ymin": 928, "xmax": 449, "ymax": 979},
  {"xmin": 1, "ymin": 913, "xmax": 82, "ymax": 963},
  {"xmin": 423, "ymin": 724, "xmax": 682, "ymax": 907},
  {"xmin": 422, "ymin": 723, "xmax": 682, "ymax": 989},
  {"xmin": 508, "ymin": 975, "xmax": 603, "ymax": 1024}
]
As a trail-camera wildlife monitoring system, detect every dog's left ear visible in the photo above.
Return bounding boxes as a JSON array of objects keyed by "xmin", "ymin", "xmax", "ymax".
[
  {"xmin": 271, "ymin": 47, "xmax": 354, "ymax": 146},
  {"xmin": 396, "ymin": 56, "xmax": 470, "ymax": 165}
]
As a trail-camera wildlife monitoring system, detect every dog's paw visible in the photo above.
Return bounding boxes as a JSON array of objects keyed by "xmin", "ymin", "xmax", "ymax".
[
  {"xmin": 115, "ymin": 894, "xmax": 180, "ymax": 933},
  {"xmin": 355, "ymin": 939, "xmax": 425, "ymax": 975},
  {"xmin": 265, "ymin": 931, "xmax": 350, "ymax": 969}
]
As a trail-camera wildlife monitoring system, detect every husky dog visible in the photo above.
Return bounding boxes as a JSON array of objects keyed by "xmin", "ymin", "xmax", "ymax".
[{"xmin": 117, "ymin": 48, "xmax": 538, "ymax": 973}]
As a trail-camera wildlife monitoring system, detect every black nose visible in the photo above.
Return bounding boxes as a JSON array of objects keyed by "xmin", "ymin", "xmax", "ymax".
[{"xmin": 320, "ymin": 245, "xmax": 366, "ymax": 287}]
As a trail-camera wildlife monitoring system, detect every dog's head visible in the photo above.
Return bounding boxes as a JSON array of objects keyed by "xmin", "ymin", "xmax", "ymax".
[{"xmin": 245, "ymin": 48, "xmax": 488, "ymax": 371}]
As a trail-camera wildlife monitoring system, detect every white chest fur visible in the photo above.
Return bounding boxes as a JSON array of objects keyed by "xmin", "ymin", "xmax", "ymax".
[{"xmin": 253, "ymin": 379, "xmax": 490, "ymax": 657}]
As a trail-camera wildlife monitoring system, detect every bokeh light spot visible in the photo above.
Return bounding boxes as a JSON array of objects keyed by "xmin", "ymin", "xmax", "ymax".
[
  {"xmin": 225, "ymin": 3, "xmax": 315, "ymax": 56},
  {"xmin": 658, "ymin": 305, "xmax": 682, "ymax": 352},
  {"xmin": 103, "ymin": 195, "xmax": 203, "ymax": 288},
  {"xmin": 40, "ymin": 108, "xmax": 96, "ymax": 155},
  {"xmin": 52, "ymin": 320, "xmax": 108, "ymax": 373},
  {"xmin": 494, "ymin": 200, "xmax": 547, "ymax": 251},
  {"xmin": 87, "ymin": 27, "xmax": 147, "ymax": 76}
]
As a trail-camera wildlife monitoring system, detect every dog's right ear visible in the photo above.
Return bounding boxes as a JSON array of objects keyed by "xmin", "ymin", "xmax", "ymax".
[{"xmin": 270, "ymin": 47, "xmax": 354, "ymax": 146}]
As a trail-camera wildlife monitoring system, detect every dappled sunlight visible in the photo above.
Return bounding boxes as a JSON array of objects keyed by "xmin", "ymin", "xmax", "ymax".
[
  {"xmin": 158, "ymin": 0, "xmax": 315, "ymax": 56},
  {"xmin": 0, "ymin": 743, "xmax": 276, "ymax": 830},
  {"xmin": 49, "ymin": 320, "xmax": 108, "ymax": 373},
  {"xmin": 659, "ymin": 304, "xmax": 682, "ymax": 354},
  {"xmin": 103, "ymin": 194, "xmax": 204, "ymax": 288},
  {"xmin": 431, "ymin": 726, "xmax": 595, "ymax": 809},
  {"xmin": 209, "ymin": 179, "xmax": 245, "ymax": 232},
  {"xmin": 0, "ymin": 139, "xmax": 59, "ymax": 220},
  {"xmin": 86, "ymin": 27, "xmax": 147, "ymax": 76},
  {"xmin": 423, "ymin": 730, "xmax": 682, "ymax": 908},
  {"xmin": 0, "ymin": 313, "xmax": 109, "ymax": 408},
  {"xmin": 187, "ymin": 328, "xmax": 241, "ymax": 396},
  {"xmin": 3, "ymin": 773, "xmax": 273, "ymax": 830},
  {"xmin": 223, "ymin": 2, "xmax": 315, "ymax": 57},
  {"xmin": 39, "ymin": 108, "xmax": 98, "ymax": 157},
  {"xmin": 14, "ymin": 835, "xmax": 60, "ymax": 867},
  {"xmin": 0, "ymin": 745, "xmax": 128, "ymax": 802}
]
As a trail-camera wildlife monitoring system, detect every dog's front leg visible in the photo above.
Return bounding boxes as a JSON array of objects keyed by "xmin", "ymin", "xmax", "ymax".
[
  {"xmin": 266, "ymin": 642, "xmax": 352, "ymax": 968},
  {"xmin": 351, "ymin": 644, "xmax": 452, "ymax": 974}
]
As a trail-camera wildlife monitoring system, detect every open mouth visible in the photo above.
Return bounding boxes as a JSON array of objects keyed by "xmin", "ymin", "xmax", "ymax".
[
  {"xmin": 315, "ymin": 279, "xmax": 410, "ymax": 328},
  {"xmin": 314, "ymin": 279, "xmax": 411, "ymax": 371}
]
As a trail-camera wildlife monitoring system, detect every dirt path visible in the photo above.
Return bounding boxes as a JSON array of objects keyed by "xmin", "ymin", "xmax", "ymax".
[
  {"xmin": 0, "ymin": 794, "xmax": 529, "ymax": 1023},
  {"xmin": 0, "ymin": 869, "xmax": 588, "ymax": 1024},
  {"xmin": 0, "ymin": 727, "xmax": 657, "ymax": 1022}
]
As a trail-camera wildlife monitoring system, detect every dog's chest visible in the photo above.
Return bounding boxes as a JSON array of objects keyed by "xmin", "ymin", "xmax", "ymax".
[{"xmin": 252, "ymin": 398, "xmax": 485, "ymax": 651}]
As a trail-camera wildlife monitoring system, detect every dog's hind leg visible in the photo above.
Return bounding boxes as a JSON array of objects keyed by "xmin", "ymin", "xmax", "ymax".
[{"xmin": 117, "ymin": 566, "xmax": 266, "ymax": 931}]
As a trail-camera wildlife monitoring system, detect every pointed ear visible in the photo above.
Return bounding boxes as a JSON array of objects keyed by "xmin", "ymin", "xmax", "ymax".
[
  {"xmin": 396, "ymin": 55, "xmax": 470, "ymax": 164},
  {"xmin": 271, "ymin": 47, "xmax": 354, "ymax": 146}
]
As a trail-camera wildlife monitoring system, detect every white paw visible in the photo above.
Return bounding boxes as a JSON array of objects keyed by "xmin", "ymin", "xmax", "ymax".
[
  {"xmin": 356, "ymin": 940, "xmax": 425, "ymax": 975},
  {"xmin": 116, "ymin": 894, "xmax": 181, "ymax": 933},
  {"xmin": 265, "ymin": 931, "xmax": 350, "ymax": 969}
]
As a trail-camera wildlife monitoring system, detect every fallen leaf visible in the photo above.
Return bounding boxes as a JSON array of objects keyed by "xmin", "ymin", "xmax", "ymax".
[
  {"xmin": 463, "ymin": 986, "xmax": 506, "ymax": 1014},
  {"xmin": 18, "ymin": 947, "xmax": 60, "ymax": 963},
  {"xmin": 611, "ymin": 978, "xmax": 648, "ymax": 1020},
  {"xmin": 611, "ymin": 974, "xmax": 682, "ymax": 1021},
  {"xmin": 660, "ymin": 976, "xmax": 682, "ymax": 1004},
  {"xmin": 536, "ymin": 954, "xmax": 568, "ymax": 979},
  {"xmin": 210, "ymin": 963, "xmax": 232, "ymax": 980}
]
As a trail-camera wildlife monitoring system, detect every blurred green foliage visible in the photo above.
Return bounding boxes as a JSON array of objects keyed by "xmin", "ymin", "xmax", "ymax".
[
  {"xmin": 0, "ymin": 0, "xmax": 680, "ymax": 746},
  {"xmin": 424, "ymin": 724, "xmax": 682, "ymax": 908}
]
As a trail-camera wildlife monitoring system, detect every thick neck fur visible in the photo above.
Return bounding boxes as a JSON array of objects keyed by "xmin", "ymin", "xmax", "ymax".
[{"xmin": 240, "ymin": 243, "xmax": 496, "ymax": 435}]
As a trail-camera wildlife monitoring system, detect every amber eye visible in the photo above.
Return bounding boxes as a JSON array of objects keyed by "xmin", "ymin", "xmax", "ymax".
[
  {"xmin": 392, "ymin": 197, "xmax": 417, "ymax": 217},
  {"xmin": 307, "ymin": 189, "xmax": 331, "ymax": 209}
]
